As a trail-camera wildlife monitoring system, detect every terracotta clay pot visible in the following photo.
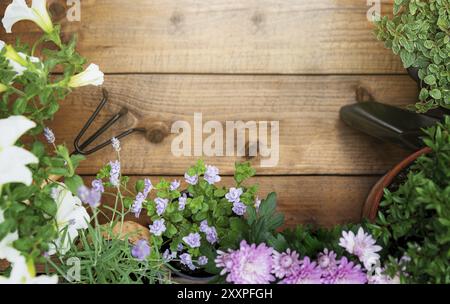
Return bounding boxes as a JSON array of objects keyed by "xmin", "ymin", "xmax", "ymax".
[{"xmin": 362, "ymin": 147, "xmax": 432, "ymax": 222}]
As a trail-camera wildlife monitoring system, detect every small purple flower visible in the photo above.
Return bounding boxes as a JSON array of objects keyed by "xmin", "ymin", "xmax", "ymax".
[
  {"xmin": 204, "ymin": 165, "xmax": 221, "ymax": 185},
  {"xmin": 178, "ymin": 193, "xmax": 187, "ymax": 211},
  {"xmin": 163, "ymin": 249, "xmax": 177, "ymax": 262},
  {"xmin": 149, "ymin": 219, "xmax": 166, "ymax": 236},
  {"xmin": 91, "ymin": 179, "xmax": 104, "ymax": 193},
  {"xmin": 225, "ymin": 187, "xmax": 243, "ymax": 203},
  {"xmin": 143, "ymin": 178, "xmax": 153, "ymax": 197},
  {"xmin": 77, "ymin": 185, "xmax": 102, "ymax": 208},
  {"xmin": 280, "ymin": 257, "xmax": 323, "ymax": 284},
  {"xmin": 183, "ymin": 232, "xmax": 201, "ymax": 248},
  {"xmin": 111, "ymin": 137, "xmax": 121, "ymax": 152},
  {"xmin": 170, "ymin": 180, "xmax": 180, "ymax": 191},
  {"xmin": 198, "ymin": 256, "xmax": 208, "ymax": 266},
  {"xmin": 232, "ymin": 201, "xmax": 247, "ymax": 216},
  {"xmin": 184, "ymin": 173, "xmax": 198, "ymax": 185},
  {"xmin": 272, "ymin": 249, "xmax": 301, "ymax": 279},
  {"xmin": 131, "ymin": 192, "xmax": 146, "ymax": 218},
  {"xmin": 155, "ymin": 197, "xmax": 169, "ymax": 216},
  {"xmin": 199, "ymin": 220, "xmax": 209, "ymax": 233},
  {"xmin": 109, "ymin": 160, "xmax": 121, "ymax": 187},
  {"xmin": 43, "ymin": 127, "xmax": 55, "ymax": 144},
  {"xmin": 177, "ymin": 243, "xmax": 184, "ymax": 252},
  {"xmin": 180, "ymin": 253, "xmax": 196, "ymax": 271},
  {"xmin": 131, "ymin": 239, "xmax": 151, "ymax": 261},
  {"xmin": 205, "ymin": 226, "xmax": 218, "ymax": 245}
]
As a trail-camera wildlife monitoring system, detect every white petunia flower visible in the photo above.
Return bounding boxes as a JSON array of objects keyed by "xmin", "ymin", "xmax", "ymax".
[
  {"xmin": 68, "ymin": 64, "xmax": 104, "ymax": 88},
  {"xmin": 0, "ymin": 208, "xmax": 21, "ymax": 263},
  {"xmin": 47, "ymin": 184, "xmax": 90, "ymax": 255},
  {"xmin": 0, "ymin": 40, "xmax": 41, "ymax": 77},
  {"xmin": 0, "ymin": 116, "xmax": 39, "ymax": 187},
  {"xmin": 2, "ymin": 0, "xmax": 54, "ymax": 34},
  {"xmin": 0, "ymin": 256, "xmax": 58, "ymax": 284}
]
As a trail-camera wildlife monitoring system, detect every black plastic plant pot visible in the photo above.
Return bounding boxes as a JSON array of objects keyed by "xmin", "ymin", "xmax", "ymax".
[{"xmin": 169, "ymin": 262, "xmax": 216, "ymax": 283}]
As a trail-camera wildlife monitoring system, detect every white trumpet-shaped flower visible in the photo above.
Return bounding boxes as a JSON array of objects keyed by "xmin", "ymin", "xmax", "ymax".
[
  {"xmin": 68, "ymin": 64, "xmax": 104, "ymax": 88},
  {"xmin": 2, "ymin": 0, "xmax": 54, "ymax": 34},
  {"xmin": 0, "ymin": 40, "xmax": 41, "ymax": 77},
  {"xmin": 0, "ymin": 208, "xmax": 21, "ymax": 263},
  {"xmin": 0, "ymin": 116, "xmax": 39, "ymax": 188},
  {"xmin": 0, "ymin": 256, "xmax": 58, "ymax": 284},
  {"xmin": 47, "ymin": 184, "xmax": 90, "ymax": 255}
]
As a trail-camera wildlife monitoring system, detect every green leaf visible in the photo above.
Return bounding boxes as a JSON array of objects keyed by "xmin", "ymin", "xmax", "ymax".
[{"xmin": 64, "ymin": 175, "xmax": 84, "ymax": 195}]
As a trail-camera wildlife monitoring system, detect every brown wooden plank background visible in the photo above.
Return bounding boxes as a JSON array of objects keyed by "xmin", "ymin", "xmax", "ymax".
[{"xmin": 0, "ymin": 0, "xmax": 413, "ymax": 227}]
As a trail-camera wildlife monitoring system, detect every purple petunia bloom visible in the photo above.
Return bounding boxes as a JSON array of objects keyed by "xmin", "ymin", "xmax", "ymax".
[
  {"xmin": 327, "ymin": 257, "xmax": 367, "ymax": 284},
  {"xmin": 92, "ymin": 179, "xmax": 104, "ymax": 193},
  {"xmin": 77, "ymin": 185, "xmax": 102, "ymax": 208},
  {"xmin": 280, "ymin": 257, "xmax": 323, "ymax": 284},
  {"xmin": 178, "ymin": 193, "xmax": 187, "ymax": 211},
  {"xmin": 183, "ymin": 232, "xmax": 201, "ymax": 248},
  {"xmin": 184, "ymin": 173, "xmax": 198, "ymax": 185},
  {"xmin": 225, "ymin": 187, "xmax": 243, "ymax": 203},
  {"xmin": 225, "ymin": 240, "xmax": 275, "ymax": 284},
  {"xmin": 272, "ymin": 249, "xmax": 301, "ymax": 279},
  {"xmin": 111, "ymin": 137, "xmax": 121, "ymax": 152},
  {"xmin": 232, "ymin": 201, "xmax": 247, "ymax": 216},
  {"xmin": 149, "ymin": 219, "xmax": 166, "ymax": 236},
  {"xmin": 170, "ymin": 180, "xmax": 180, "ymax": 191},
  {"xmin": 143, "ymin": 178, "xmax": 153, "ymax": 197},
  {"xmin": 131, "ymin": 239, "xmax": 151, "ymax": 261},
  {"xmin": 180, "ymin": 253, "xmax": 196, "ymax": 271},
  {"xmin": 155, "ymin": 197, "xmax": 169, "ymax": 216},
  {"xmin": 204, "ymin": 165, "xmax": 221, "ymax": 185},
  {"xmin": 109, "ymin": 160, "xmax": 121, "ymax": 187},
  {"xmin": 198, "ymin": 256, "xmax": 208, "ymax": 266},
  {"xmin": 43, "ymin": 127, "xmax": 55, "ymax": 144},
  {"xmin": 131, "ymin": 192, "xmax": 146, "ymax": 218}
]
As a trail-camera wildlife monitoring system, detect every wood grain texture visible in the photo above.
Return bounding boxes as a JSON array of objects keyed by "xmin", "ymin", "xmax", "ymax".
[
  {"xmin": 49, "ymin": 74, "xmax": 415, "ymax": 175},
  {"xmin": 83, "ymin": 175, "xmax": 379, "ymax": 228},
  {"xmin": 0, "ymin": 0, "xmax": 403, "ymax": 74}
]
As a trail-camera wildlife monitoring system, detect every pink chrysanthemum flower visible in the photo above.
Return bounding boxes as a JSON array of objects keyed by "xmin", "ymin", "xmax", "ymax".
[
  {"xmin": 338, "ymin": 227, "xmax": 382, "ymax": 270},
  {"xmin": 215, "ymin": 249, "xmax": 236, "ymax": 276},
  {"xmin": 317, "ymin": 249, "xmax": 338, "ymax": 284},
  {"xmin": 224, "ymin": 240, "xmax": 275, "ymax": 284},
  {"xmin": 280, "ymin": 257, "xmax": 322, "ymax": 284},
  {"xmin": 272, "ymin": 249, "xmax": 301, "ymax": 279},
  {"xmin": 328, "ymin": 257, "xmax": 367, "ymax": 284}
]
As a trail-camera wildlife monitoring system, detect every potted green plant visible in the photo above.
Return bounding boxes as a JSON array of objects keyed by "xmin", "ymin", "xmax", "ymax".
[
  {"xmin": 375, "ymin": 0, "xmax": 449, "ymax": 113},
  {"xmin": 365, "ymin": 116, "xmax": 450, "ymax": 283}
]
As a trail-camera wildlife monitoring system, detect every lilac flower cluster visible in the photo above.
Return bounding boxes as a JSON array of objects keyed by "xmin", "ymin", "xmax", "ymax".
[
  {"xmin": 111, "ymin": 137, "xmax": 121, "ymax": 152},
  {"xmin": 109, "ymin": 160, "xmax": 121, "ymax": 187},
  {"xmin": 43, "ymin": 127, "xmax": 55, "ymax": 144},
  {"xmin": 184, "ymin": 173, "xmax": 198, "ymax": 185},
  {"xmin": 170, "ymin": 179, "xmax": 180, "ymax": 191},
  {"xmin": 215, "ymin": 229, "xmax": 399, "ymax": 284},
  {"xmin": 131, "ymin": 178, "xmax": 153, "ymax": 218},
  {"xmin": 77, "ymin": 184, "xmax": 102, "ymax": 208},
  {"xmin": 226, "ymin": 188, "xmax": 247, "ymax": 216}
]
